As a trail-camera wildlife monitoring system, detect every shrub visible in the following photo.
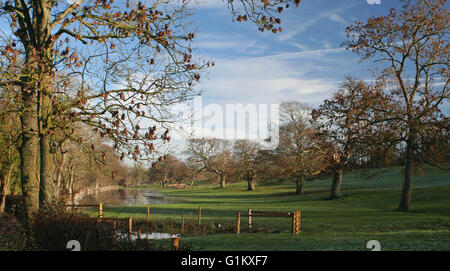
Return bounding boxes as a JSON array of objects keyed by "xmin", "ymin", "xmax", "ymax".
[
  {"xmin": 4, "ymin": 195, "xmax": 27, "ymax": 224},
  {"xmin": 29, "ymin": 211, "xmax": 193, "ymax": 251},
  {"xmin": 0, "ymin": 213, "xmax": 28, "ymax": 250},
  {"xmin": 2, "ymin": 201, "xmax": 196, "ymax": 251},
  {"xmin": 30, "ymin": 211, "xmax": 117, "ymax": 251}
]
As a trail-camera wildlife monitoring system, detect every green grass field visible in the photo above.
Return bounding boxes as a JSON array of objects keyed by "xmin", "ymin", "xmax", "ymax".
[{"xmin": 98, "ymin": 166, "xmax": 450, "ymax": 251}]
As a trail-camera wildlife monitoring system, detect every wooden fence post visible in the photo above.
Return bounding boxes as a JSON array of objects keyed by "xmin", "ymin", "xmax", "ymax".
[
  {"xmin": 172, "ymin": 237, "xmax": 180, "ymax": 251},
  {"xmin": 146, "ymin": 204, "xmax": 150, "ymax": 224},
  {"xmin": 181, "ymin": 214, "xmax": 185, "ymax": 235},
  {"xmin": 113, "ymin": 220, "xmax": 117, "ymax": 240},
  {"xmin": 198, "ymin": 206, "xmax": 202, "ymax": 226},
  {"xmin": 128, "ymin": 217, "xmax": 133, "ymax": 240},
  {"xmin": 248, "ymin": 209, "xmax": 252, "ymax": 232},
  {"xmin": 292, "ymin": 211, "xmax": 295, "ymax": 234},
  {"xmin": 237, "ymin": 212, "xmax": 241, "ymax": 234},
  {"xmin": 297, "ymin": 211, "xmax": 301, "ymax": 234},
  {"xmin": 98, "ymin": 202, "xmax": 103, "ymax": 221},
  {"xmin": 137, "ymin": 228, "xmax": 142, "ymax": 240},
  {"xmin": 291, "ymin": 211, "xmax": 301, "ymax": 234}
]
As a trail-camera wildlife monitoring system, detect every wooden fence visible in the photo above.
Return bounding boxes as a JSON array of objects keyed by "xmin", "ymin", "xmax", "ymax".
[
  {"xmin": 236, "ymin": 209, "xmax": 301, "ymax": 234},
  {"xmin": 67, "ymin": 202, "xmax": 202, "ymax": 237},
  {"xmin": 68, "ymin": 203, "xmax": 301, "ymax": 236}
]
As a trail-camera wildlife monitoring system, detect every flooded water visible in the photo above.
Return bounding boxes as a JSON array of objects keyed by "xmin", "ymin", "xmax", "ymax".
[
  {"xmin": 119, "ymin": 232, "xmax": 181, "ymax": 240},
  {"xmin": 77, "ymin": 189, "xmax": 182, "ymax": 206}
]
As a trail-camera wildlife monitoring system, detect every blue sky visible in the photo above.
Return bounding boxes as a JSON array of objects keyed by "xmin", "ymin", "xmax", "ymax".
[
  {"xmin": 190, "ymin": 0, "xmax": 404, "ymax": 107},
  {"xmin": 163, "ymin": 0, "xmax": 410, "ymax": 157},
  {"xmin": 4, "ymin": 0, "xmax": 444, "ymax": 160}
]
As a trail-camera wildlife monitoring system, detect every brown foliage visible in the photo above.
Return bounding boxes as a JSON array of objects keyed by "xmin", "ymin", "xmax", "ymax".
[
  {"xmin": 312, "ymin": 77, "xmax": 400, "ymax": 171},
  {"xmin": 343, "ymin": 0, "xmax": 449, "ymax": 210}
]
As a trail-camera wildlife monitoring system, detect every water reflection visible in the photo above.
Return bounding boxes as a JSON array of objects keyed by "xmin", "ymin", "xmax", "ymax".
[
  {"xmin": 118, "ymin": 232, "xmax": 181, "ymax": 240},
  {"xmin": 77, "ymin": 189, "xmax": 181, "ymax": 206}
]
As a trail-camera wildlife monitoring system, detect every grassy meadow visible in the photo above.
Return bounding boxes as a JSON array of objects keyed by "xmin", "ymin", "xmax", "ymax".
[{"xmin": 87, "ymin": 166, "xmax": 450, "ymax": 251}]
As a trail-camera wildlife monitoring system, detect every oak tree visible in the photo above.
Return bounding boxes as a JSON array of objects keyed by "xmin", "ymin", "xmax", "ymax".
[
  {"xmin": 233, "ymin": 139, "xmax": 261, "ymax": 191},
  {"xmin": 343, "ymin": 0, "xmax": 449, "ymax": 210},
  {"xmin": 312, "ymin": 77, "xmax": 395, "ymax": 199},
  {"xmin": 277, "ymin": 101, "xmax": 327, "ymax": 195},
  {"xmin": 186, "ymin": 138, "xmax": 232, "ymax": 188}
]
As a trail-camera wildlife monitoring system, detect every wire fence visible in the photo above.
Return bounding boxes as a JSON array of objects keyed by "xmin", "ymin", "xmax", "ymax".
[
  {"xmin": 238, "ymin": 210, "xmax": 300, "ymax": 234},
  {"xmin": 67, "ymin": 204, "xmax": 301, "ymax": 238}
]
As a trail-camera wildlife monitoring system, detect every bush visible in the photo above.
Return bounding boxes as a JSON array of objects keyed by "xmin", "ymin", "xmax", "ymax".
[
  {"xmin": 4, "ymin": 195, "xmax": 27, "ymax": 224},
  {"xmin": 1, "ymin": 202, "xmax": 195, "ymax": 251},
  {"xmin": 0, "ymin": 213, "xmax": 28, "ymax": 250},
  {"xmin": 30, "ymin": 211, "xmax": 116, "ymax": 251},
  {"xmin": 29, "ymin": 211, "xmax": 194, "ymax": 251}
]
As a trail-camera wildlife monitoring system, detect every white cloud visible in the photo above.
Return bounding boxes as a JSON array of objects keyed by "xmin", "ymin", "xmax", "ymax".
[
  {"xmin": 197, "ymin": 48, "xmax": 348, "ymax": 106},
  {"xmin": 278, "ymin": 6, "xmax": 353, "ymax": 42},
  {"xmin": 193, "ymin": 0, "xmax": 227, "ymax": 9},
  {"xmin": 251, "ymin": 47, "xmax": 347, "ymax": 62},
  {"xmin": 291, "ymin": 42, "xmax": 310, "ymax": 51},
  {"xmin": 329, "ymin": 13, "xmax": 348, "ymax": 25},
  {"xmin": 322, "ymin": 40, "xmax": 333, "ymax": 50},
  {"xmin": 195, "ymin": 33, "xmax": 269, "ymax": 54},
  {"xmin": 279, "ymin": 18, "xmax": 320, "ymax": 42}
]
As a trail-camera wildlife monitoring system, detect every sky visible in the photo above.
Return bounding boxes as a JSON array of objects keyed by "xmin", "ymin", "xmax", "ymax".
[
  {"xmin": 2, "ymin": 0, "xmax": 443, "ymax": 161},
  {"xmin": 190, "ymin": 0, "xmax": 403, "ymax": 106},
  {"xmin": 167, "ymin": 0, "xmax": 407, "ymax": 157}
]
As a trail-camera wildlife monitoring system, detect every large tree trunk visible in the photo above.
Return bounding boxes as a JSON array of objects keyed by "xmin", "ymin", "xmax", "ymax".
[
  {"xmin": 34, "ymin": 1, "xmax": 55, "ymax": 209},
  {"xmin": 162, "ymin": 173, "xmax": 168, "ymax": 187},
  {"xmin": 0, "ymin": 165, "xmax": 14, "ymax": 213},
  {"xmin": 20, "ymin": 88, "xmax": 40, "ymax": 220},
  {"xmin": 219, "ymin": 174, "xmax": 227, "ymax": 189},
  {"xmin": 295, "ymin": 176, "xmax": 304, "ymax": 195},
  {"xmin": 398, "ymin": 138, "xmax": 415, "ymax": 211},
  {"xmin": 329, "ymin": 169, "xmax": 343, "ymax": 199},
  {"xmin": 0, "ymin": 144, "xmax": 14, "ymax": 213},
  {"xmin": 94, "ymin": 177, "xmax": 100, "ymax": 193},
  {"xmin": 190, "ymin": 174, "xmax": 196, "ymax": 187},
  {"xmin": 39, "ymin": 67, "xmax": 55, "ymax": 207},
  {"xmin": 68, "ymin": 169, "xmax": 74, "ymax": 193},
  {"xmin": 68, "ymin": 167, "xmax": 75, "ymax": 205},
  {"xmin": 248, "ymin": 179, "xmax": 255, "ymax": 191},
  {"xmin": 55, "ymin": 148, "xmax": 66, "ymax": 194},
  {"xmin": 39, "ymin": 130, "xmax": 55, "ymax": 208},
  {"xmin": 0, "ymin": 192, "xmax": 7, "ymax": 214},
  {"xmin": 247, "ymin": 168, "xmax": 256, "ymax": 191}
]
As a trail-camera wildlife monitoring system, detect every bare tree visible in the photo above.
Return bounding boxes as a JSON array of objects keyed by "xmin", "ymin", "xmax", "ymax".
[
  {"xmin": 233, "ymin": 139, "xmax": 261, "ymax": 191},
  {"xmin": 186, "ymin": 138, "xmax": 232, "ymax": 188},
  {"xmin": 148, "ymin": 154, "xmax": 188, "ymax": 187},
  {"xmin": 227, "ymin": 0, "xmax": 302, "ymax": 33},
  {"xmin": 253, "ymin": 150, "xmax": 284, "ymax": 184},
  {"xmin": 184, "ymin": 156, "xmax": 203, "ymax": 187},
  {"xmin": 276, "ymin": 102, "xmax": 327, "ymax": 195},
  {"xmin": 343, "ymin": 0, "xmax": 449, "ymax": 210}
]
